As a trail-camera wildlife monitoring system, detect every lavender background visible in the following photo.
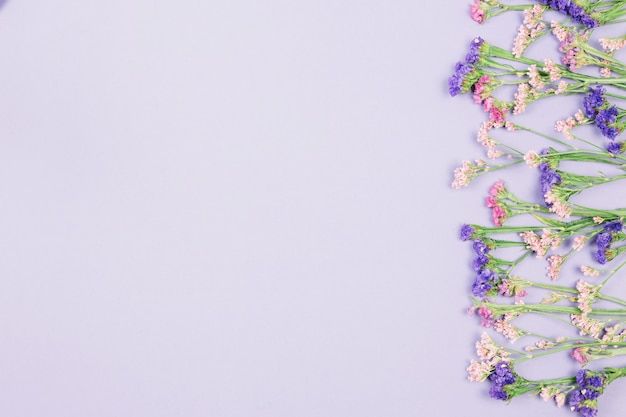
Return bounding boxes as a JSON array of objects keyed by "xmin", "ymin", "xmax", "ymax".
[{"xmin": 0, "ymin": 1, "xmax": 624, "ymax": 417}]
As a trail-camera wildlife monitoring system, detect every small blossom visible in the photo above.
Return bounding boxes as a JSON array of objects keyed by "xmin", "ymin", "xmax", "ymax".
[
  {"xmin": 572, "ymin": 236, "xmax": 587, "ymax": 251},
  {"xmin": 547, "ymin": 254, "xmax": 564, "ymax": 280},
  {"xmin": 581, "ymin": 265, "xmax": 600, "ymax": 277},
  {"xmin": 467, "ymin": 360, "xmax": 492, "ymax": 382}
]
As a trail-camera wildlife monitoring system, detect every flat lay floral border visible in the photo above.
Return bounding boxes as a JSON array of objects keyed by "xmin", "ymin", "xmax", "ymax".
[{"xmin": 450, "ymin": 1, "xmax": 626, "ymax": 416}]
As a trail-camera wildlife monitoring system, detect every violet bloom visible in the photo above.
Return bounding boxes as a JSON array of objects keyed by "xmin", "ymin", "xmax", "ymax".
[
  {"xmin": 448, "ymin": 61, "xmax": 474, "ymax": 96},
  {"xmin": 472, "ymin": 277, "xmax": 493, "ymax": 298},
  {"xmin": 607, "ymin": 141, "xmax": 623, "ymax": 154},
  {"xmin": 472, "ymin": 255, "xmax": 489, "ymax": 272},
  {"xmin": 465, "ymin": 37, "xmax": 484, "ymax": 65},
  {"xmin": 583, "ymin": 86, "xmax": 606, "ymax": 119},
  {"xmin": 539, "ymin": 164, "xmax": 562, "ymax": 201},
  {"xmin": 595, "ymin": 249, "xmax": 607, "ymax": 264},
  {"xmin": 596, "ymin": 232, "xmax": 613, "ymax": 249},
  {"xmin": 460, "ymin": 224, "xmax": 474, "ymax": 241},
  {"xmin": 595, "ymin": 106, "xmax": 619, "ymax": 140},
  {"xmin": 473, "ymin": 239, "xmax": 490, "ymax": 256},
  {"xmin": 488, "ymin": 361, "xmax": 516, "ymax": 401},
  {"xmin": 604, "ymin": 220, "xmax": 623, "ymax": 233},
  {"xmin": 570, "ymin": 370, "xmax": 604, "ymax": 416}
]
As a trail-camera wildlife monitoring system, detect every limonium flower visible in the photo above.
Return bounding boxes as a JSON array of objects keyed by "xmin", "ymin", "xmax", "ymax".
[{"xmin": 451, "ymin": 2, "xmax": 626, "ymax": 415}]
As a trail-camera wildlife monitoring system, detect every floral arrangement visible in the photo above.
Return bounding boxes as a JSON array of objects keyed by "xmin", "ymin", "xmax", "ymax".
[{"xmin": 450, "ymin": 1, "xmax": 626, "ymax": 416}]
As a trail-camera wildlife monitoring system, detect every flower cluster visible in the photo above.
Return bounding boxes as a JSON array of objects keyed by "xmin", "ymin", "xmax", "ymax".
[
  {"xmin": 450, "ymin": 1, "xmax": 626, "ymax": 416},
  {"xmin": 488, "ymin": 361, "xmax": 516, "ymax": 400},
  {"xmin": 569, "ymin": 369, "xmax": 605, "ymax": 417},
  {"xmin": 536, "ymin": 0, "xmax": 598, "ymax": 29}
]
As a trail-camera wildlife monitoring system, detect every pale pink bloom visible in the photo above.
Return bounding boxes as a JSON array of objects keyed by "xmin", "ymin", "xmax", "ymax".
[
  {"xmin": 556, "ymin": 80, "xmax": 568, "ymax": 94},
  {"xmin": 544, "ymin": 190, "xmax": 571, "ymax": 219},
  {"xmin": 475, "ymin": 332, "xmax": 501, "ymax": 361},
  {"xmin": 574, "ymin": 110, "xmax": 586, "ymax": 123},
  {"xmin": 601, "ymin": 324, "xmax": 625, "ymax": 343},
  {"xmin": 599, "ymin": 37, "xmax": 626, "ymax": 52},
  {"xmin": 550, "ymin": 200, "xmax": 572, "ymax": 219},
  {"xmin": 504, "ymin": 121, "xmax": 516, "ymax": 131},
  {"xmin": 520, "ymin": 230, "xmax": 546, "ymax": 257},
  {"xmin": 535, "ymin": 340, "xmax": 555, "ymax": 349},
  {"xmin": 513, "ymin": 83, "xmax": 530, "ymax": 114},
  {"xmin": 524, "ymin": 150, "xmax": 540, "ymax": 167},
  {"xmin": 571, "ymin": 314, "xmax": 604, "ymax": 338},
  {"xmin": 547, "ymin": 255, "xmax": 564, "ymax": 280},
  {"xmin": 576, "ymin": 279, "xmax": 598, "ymax": 315},
  {"xmin": 572, "ymin": 236, "xmax": 587, "ymax": 251},
  {"xmin": 467, "ymin": 360, "xmax": 491, "ymax": 382},
  {"xmin": 487, "ymin": 148, "xmax": 503, "ymax": 159},
  {"xmin": 581, "ymin": 265, "xmax": 600, "ymax": 277},
  {"xmin": 452, "ymin": 160, "xmax": 479, "ymax": 189},
  {"xmin": 541, "ymin": 385, "xmax": 567, "ymax": 407},
  {"xmin": 494, "ymin": 313, "xmax": 521, "ymax": 342},
  {"xmin": 551, "ymin": 21, "xmax": 569, "ymax": 43},
  {"xmin": 541, "ymin": 228, "xmax": 562, "ymax": 251},
  {"xmin": 528, "ymin": 65, "xmax": 545, "ymax": 89},
  {"xmin": 512, "ymin": 25, "xmax": 531, "ymax": 58},
  {"xmin": 593, "ymin": 217, "xmax": 604, "ymax": 224},
  {"xmin": 540, "ymin": 387, "xmax": 554, "ymax": 401},
  {"xmin": 543, "ymin": 58, "xmax": 561, "ymax": 81},
  {"xmin": 600, "ymin": 65, "xmax": 611, "ymax": 78},
  {"xmin": 555, "ymin": 116, "xmax": 576, "ymax": 139}
]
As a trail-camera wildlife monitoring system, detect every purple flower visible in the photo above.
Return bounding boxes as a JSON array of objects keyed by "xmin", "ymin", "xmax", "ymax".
[
  {"xmin": 472, "ymin": 255, "xmax": 489, "ymax": 272},
  {"xmin": 550, "ymin": 0, "xmax": 571, "ymax": 12},
  {"xmin": 570, "ymin": 370, "xmax": 603, "ymax": 417},
  {"xmin": 478, "ymin": 268, "xmax": 496, "ymax": 282},
  {"xmin": 607, "ymin": 141, "xmax": 623, "ymax": 154},
  {"xmin": 487, "ymin": 361, "xmax": 516, "ymax": 401},
  {"xmin": 460, "ymin": 224, "xmax": 474, "ymax": 241},
  {"xmin": 595, "ymin": 106, "xmax": 619, "ymax": 139},
  {"xmin": 448, "ymin": 61, "xmax": 474, "ymax": 96},
  {"xmin": 569, "ymin": 389, "xmax": 585, "ymax": 410},
  {"xmin": 540, "ymin": 168, "xmax": 562, "ymax": 197},
  {"xmin": 580, "ymin": 14, "xmax": 598, "ymax": 29},
  {"xmin": 473, "ymin": 239, "xmax": 490, "ymax": 256},
  {"xmin": 465, "ymin": 37, "xmax": 484, "ymax": 65},
  {"xmin": 595, "ymin": 249, "xmax": 607, "ymax": 264},
  {"xmin": 588, "ymin": 375, "xmax": 604, "ymax": 388},
  {"xmin": 604, "ymin": 220, "xmax": 623, "ymax": 233},
  {"xmin": 580, "ymin": 407, "xmax": 598, "ymax": 417},
  {"xmin": 596, "ymin": 232, "xmax": 613, "ymax": 249},
  {"xmin": 488, "ymin": 385, "xmax": 508, "ymax": 400},
  {"xmin": 583, "ymin": 86, "xmax": 606, "ymax": 119},
  {"xmin": 472, "ymin": 277, "xmax": 493, "ymax": 297}
]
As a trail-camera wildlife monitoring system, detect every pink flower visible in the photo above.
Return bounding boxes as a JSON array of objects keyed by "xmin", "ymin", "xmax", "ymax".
[
  {"xmin": 477, "ymin": 305, "xmax": 494, "ymax": 327},
  {"xmin": 571, "ymin": 347, "xmax": 590, "ymax": 364},
  {"xmin": 492, "ymin": 205, "xmax": 507, "ymax": 226},
  {"xmin": 572, "ymin": 236, "xmax": 587, "ymax": 251},
  {"xmin": 489, "ymin": 181, "xmax": 505, "ymax": 196},
  {"xmin": 489, "ymin": 107, "xmax": 505, "ymax": 123},
  {"xmin": 483, "ymin": 97, "xmax": 494, "ymax": 111},
  {"xmin": 546, "ymin": 255, "xmax": 564, "ymax": 280},
  {"xmin": 470, "ymin": 1, "xmax": 485, "ymax": 24}
]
